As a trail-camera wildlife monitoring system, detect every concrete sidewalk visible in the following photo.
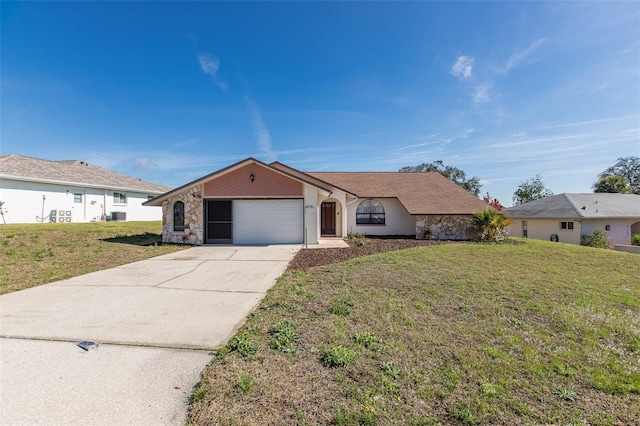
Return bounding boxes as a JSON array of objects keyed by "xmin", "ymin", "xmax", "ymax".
[{"xmin": 0, "ymin": 244, "xmax": 300, "ymax": 425}]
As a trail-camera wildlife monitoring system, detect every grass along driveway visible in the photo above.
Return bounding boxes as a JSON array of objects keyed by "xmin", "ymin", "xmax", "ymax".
[
  {"xmin": 189, "ymin": 239, "xmax": 639, "ymax": 425},
  {"xmin": 0, "ymin": 221, "xmax": 186, "ymax": 294}
]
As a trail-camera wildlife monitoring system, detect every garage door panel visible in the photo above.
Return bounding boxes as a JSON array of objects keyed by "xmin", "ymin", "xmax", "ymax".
[{"xmin": 233, "ymin": 200, "xmax": 303, "ymax": 244}]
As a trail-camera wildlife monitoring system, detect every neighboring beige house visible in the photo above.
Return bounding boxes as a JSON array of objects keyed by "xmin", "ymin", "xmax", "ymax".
[
  {"xmin": 505, "ymin": 193, "xmax": 640, "ymax": 246},
  {"xmin": 144, "ymin": 157, "xmax": 489, "ymax": 245},
  {"xmin": 0, "ymin": 154, "xmax": 171, "ymax": 224}
]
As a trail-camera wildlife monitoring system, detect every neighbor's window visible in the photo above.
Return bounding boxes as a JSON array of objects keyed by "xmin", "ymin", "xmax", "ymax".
[
  {"xmin": 113, "ymin": 192, "xmax": 127, "ymax": 205},
  {"xmin": 73, "ymin": 193, "xmax": 82, "ymax": 203},
  {"xmin": 522, "ymin": 220, "xmax": 528, "ymax": 238},
  {"xmin": 173, "ymin": 201, "xmax": 185, "ymax": 232},
  {"xmin": 560, "ymin": 221, "xmax": 574, "ymax": 230},
  {"xmin": 356, "ymin": 199, "xmax": 385, "ymax": 224},
  {"xmin": 148, "ymin": 195, "xmax": 154, "ymax": 201}
]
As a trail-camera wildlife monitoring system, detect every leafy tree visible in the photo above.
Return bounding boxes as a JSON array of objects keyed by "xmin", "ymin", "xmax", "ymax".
[
  {"xmin": 593, "ymin": 175, "xmax": 632, "ymax": 193},
  {"xmin": 598, "ymin": 156, "xmax": 640, "ymax": 194},
  {"xmin": 512, "ymin": 174, "xmax": 553, "ymax": 205},
  {"xmin": 471, "ymin": 208, "xmax": 513, "ymax": 242},
  {"xmin": 482, "ymin": 192, "xmax": 504, "ymax": 211},
  {"xmin": 399, "ymin": 160, "xmax": 481, "ymax": 196}
]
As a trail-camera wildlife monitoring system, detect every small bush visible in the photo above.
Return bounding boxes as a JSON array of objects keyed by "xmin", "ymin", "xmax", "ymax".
[
  {"xmin": 449, "ymin": 403, "xmax": 480, "ymax": 425},
  {"xmin": 330, "ymin": 297, "xmax": 355, "ymax": 316},
  {"xmin": 347, "ymin": 231, "xmax": 364, "ymax": 239},
  {"xmin": 221, "ymin": 332, "xmax": 258, "ymax": 360},
  {"xmin": 190, "ymin": 383, "xmax": 210, "ymax": 403},
  {"xmin": 380, "ymin": 361, "xmax": 403, "ymax": 379},
  {"xmin": 269, "ymin": 320, "xmax": 300, "ymax": 353},
  {"xmin": 320, "ymin": 345, "xmax": 357, "ymax": 368},
  {"xmin": 333, "ymin": 407, "xmax": 376, "ymax": 426},
  {"xmin": 234, "ymin": 372, "xmax": 254, "ymax": 395},
  {"xmin": 471, "ymin": 208, "xmax": 513, "ymax": 242},
  {"xmin": 581, "ymin": 230, "xmax": 612, "ymax": 249},
  {"xmin": 552, "ymin": 388, "xmax": 577, "ymax": 401},
  {"xmin": 632, "ymin": 234, "xmax": 640, "ymax": 246},
  {"xmin": 354, "ymin": 331, "xmax": 381, "ymax": 348}
]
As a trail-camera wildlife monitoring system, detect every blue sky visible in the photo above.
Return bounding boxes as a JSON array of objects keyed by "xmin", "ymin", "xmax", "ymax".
[{"xmin": 2, "ymin": 1, "xmax": 639, "ymax": 206}]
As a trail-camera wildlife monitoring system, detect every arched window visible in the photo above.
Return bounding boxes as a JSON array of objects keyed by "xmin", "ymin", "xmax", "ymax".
[
  {"xmin": 173, "ymin": 201, "xmax": 185, "ymax": 231},
  {"xmin": 356, "ymin": 199, "xmax": 385, "ymax": 224}
]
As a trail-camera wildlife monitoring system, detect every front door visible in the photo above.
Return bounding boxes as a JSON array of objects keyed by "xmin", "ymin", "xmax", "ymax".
[
  {"xmin": 321, "ymin": 202, "xmax": 336, "ymax": 235},
  {"xmin": 205, "ymin": 200, "xmax": 232, "ymax": 244}
]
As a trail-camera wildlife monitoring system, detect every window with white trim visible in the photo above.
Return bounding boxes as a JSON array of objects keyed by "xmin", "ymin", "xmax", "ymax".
[
  {"xmin": 356, "ymin": 199, "xmax": 385, "ymax": 225},
  {"xmin": 113, "ymin": 192, "xmax": 127, "ymax": 205},
  {"xmin": 73, "ymin": 193, "xmax": 82, "ymax": 203}
]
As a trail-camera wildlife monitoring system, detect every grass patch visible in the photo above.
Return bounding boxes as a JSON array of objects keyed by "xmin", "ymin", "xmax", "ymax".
[
  {"xmin": 189, "ymin": 239, "xmax": 640, "ymax": 425},
  {"xmin": 0, "ymin": 222, "xmax": 186, "ymax": 294},
  {"xmin": 269, "ymin": 320, "xmax": 300, "ymax": 353},
  {"xmin": 320, "ymin": 345, "xmax": 358, "ymax": 368}
]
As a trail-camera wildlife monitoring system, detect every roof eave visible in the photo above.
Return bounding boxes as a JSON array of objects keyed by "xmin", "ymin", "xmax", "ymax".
[
  {"xmin": 0, "ymin": 174, "xmax": 167, "ymax": 194},
  {"xmin": 146, "ymin": 157, "xmax": 338, "ymax": 205}
]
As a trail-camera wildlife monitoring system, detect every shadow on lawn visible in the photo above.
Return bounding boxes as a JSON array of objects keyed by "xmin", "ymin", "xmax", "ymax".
[{"xmin": 101, "ymin": 232, "xmax": 162, "ymax": 246}]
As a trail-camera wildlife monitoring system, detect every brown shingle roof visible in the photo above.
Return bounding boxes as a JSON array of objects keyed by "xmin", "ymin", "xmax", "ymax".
[
  {"xmin": 307, "ymin": 172, "xmax": 488, "ymax": 215},
  {"xmin": 0, "ymin": 154, "xmax": 171, "ymax": 194}
]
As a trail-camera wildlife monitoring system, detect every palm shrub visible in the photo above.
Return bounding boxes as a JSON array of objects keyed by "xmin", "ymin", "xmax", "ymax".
[{"xmin": 471, "ymin": 208, "xmax": 513, "ymax": 242}]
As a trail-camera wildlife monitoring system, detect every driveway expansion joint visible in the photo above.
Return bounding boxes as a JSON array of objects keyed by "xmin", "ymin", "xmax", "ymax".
[{"xmin": 0, "ymin": 336, "xmax": 218, "ymax": 352}]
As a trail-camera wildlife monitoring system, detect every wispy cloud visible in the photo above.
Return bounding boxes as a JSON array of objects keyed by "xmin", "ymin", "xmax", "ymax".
[
  {"xmin": 133, "ymin": 158, "xmax": 158, "ymax": 170},
  {"xmin": 197, "ymin": 53, "xmax": 228, "ymax": 92},
  {"xmin": 451, "ymin": 55, "xmax": 474, "ymax": 80},
  {"xmin": 532, "ymin": 115, "xmax": 637, "ymax": 130},
  {"xmin": 472, "ymin": 84, "xmax": 491, "ymax": 104},
  {"xmin": 459, "ymin": 128, "xmax": 475, "ymax": 138},
  {"xmin": 244, "ymin": 95, "xmax": 276, "ymax": 162},
  {"xmin": 395, "ymin": 141, "xmax": 440, "ymax": 151},
  {"xmin": 497, "ymin": 39, "xmax": 546, "ymax": 74}
]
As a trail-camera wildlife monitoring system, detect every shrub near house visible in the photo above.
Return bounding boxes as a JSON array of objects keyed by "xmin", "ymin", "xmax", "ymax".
[{"xmin": 581, "ymin": 230, "xmax": 612, "ymax": 249}]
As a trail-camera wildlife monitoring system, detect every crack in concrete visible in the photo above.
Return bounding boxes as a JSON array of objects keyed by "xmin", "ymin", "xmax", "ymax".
[{"xmin": 0, "ymin": 336, "xmax": 217, "ymax": 352}]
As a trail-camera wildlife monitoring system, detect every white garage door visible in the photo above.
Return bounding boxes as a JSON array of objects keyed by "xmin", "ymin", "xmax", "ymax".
[{"xmin": 233, "ymin": 200, "xmax": 303, "ymax": 244}]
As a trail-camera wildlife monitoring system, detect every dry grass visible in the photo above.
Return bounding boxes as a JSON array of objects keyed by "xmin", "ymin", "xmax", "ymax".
[
  {"xmin": 0, "ymin": 221, "xmax": 186, "ymax": 294},
  {"xmin": 189, "ymin": 239, "xmax": 639, "ymax": 425}
]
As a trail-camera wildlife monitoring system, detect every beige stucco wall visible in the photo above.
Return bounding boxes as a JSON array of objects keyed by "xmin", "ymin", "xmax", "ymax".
[
  {"xmin": 345, "ymin": 197, "xmax": 415, "ymax": 236},
  {"xmin": 509, "ymin": 219, "xmax": 581, "ymax": 245},
  {"xmin": 509, "ymin": 218, "xmax": 640, "ymax": 246},
  {"xmin": 317, "ymin": 189, "xmax": 350, "ymax": 241},
  {"xmin": 580, "ymin": 218, "xmax": 639, "ymax": 246},
  {"xmin": 304, "ymin": 184, "xmax": 320, "ymax": 245}
]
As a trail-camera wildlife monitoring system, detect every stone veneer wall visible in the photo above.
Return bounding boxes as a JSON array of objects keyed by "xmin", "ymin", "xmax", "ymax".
[
  {"xmin": 162, "ymin": 185, "xmax": 204, "ymax": 245},
  {"xmin": 415, "ymin": 215, "xmax": 473, "ymax": 240}
]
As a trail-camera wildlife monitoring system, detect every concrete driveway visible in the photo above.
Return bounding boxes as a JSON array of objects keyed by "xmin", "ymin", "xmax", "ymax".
[{"xmin": 0, "ymin": 244, "xmax": 300, "ymax": 425}]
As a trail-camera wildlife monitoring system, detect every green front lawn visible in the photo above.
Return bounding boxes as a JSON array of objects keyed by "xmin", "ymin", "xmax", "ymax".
[
  {"xmin": 0, "ymin": 221, "xmax": 186, "ymax": 294},
  {"xmin": 189, "ymin": 239, "xmax": 639, "ymax": 425}
]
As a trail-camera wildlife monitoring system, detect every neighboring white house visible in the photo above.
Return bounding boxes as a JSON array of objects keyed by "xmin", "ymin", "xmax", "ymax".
[
  {"xmin": 505, "ymin": 193, "xmax": 640, "ymax": 247},
  {"xmin": 144, "ymin": 157, "xmax": 490, "ymax": 245},
  {"xmin": 0, "ymin": 154, "xmax": 171, "ymax": 224}
]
